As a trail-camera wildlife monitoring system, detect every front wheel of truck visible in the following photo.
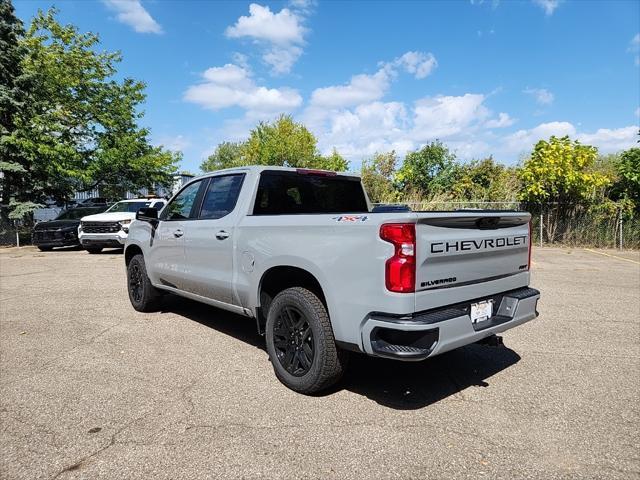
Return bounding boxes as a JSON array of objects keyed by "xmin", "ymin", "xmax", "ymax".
[
  {"xmin": 127, "ymin": 254, "xmax": 162, "ymax": 312},
  {"xmin": 266, "ymin": 287, "xmax": 348, "ymax": 394}
]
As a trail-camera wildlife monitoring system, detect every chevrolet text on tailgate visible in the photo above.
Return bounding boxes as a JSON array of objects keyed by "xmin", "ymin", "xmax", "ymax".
[{"xmin": 125, "ymin": 166, "xmax": 540, "ymax": 394}]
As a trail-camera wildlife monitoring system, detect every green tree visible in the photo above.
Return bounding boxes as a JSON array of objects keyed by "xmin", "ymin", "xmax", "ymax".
[
  {"xmin": 2, "ymin": 8, "xmax": 178, "ymax": 217},
  {"xmin": 314, "ymin": 148, "xmax": 349, "ymax": 172},
  {"xmin": 360, "ymin": 151, "xmax": 399, "ymax": 203},
  {"xmin": 612, "ymin": 147, "xmax": 640, "ymax": 209},
  {"xmin": 0, "ymin": 0, "xmax": 38, "ymax": 219},
  {"xmin": 395, "ymin": 141, "xmax": 459, "ymax": 196},
  {"xmin": 453, "ymin": 157, "xmax": 519, "ymax": 202},
  {"xmin": 243, "ymin": 115, "xmax": 318, "ymax": 167},
  {"xmin": 240, "ymin": 114, "xmax": 347, "ymax": 171},
  {"xmin": 201, "ymin": 141, "xmax": 243, "ymax": 172},
  {"xmin": 518, "ymin": 136, "xmax": 610, "ymax": 204}
]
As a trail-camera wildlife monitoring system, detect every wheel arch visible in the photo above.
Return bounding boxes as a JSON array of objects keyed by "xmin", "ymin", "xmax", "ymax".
[
  {"xmin": 124, "ymin": 244, "xmax": 143, "ymax": 266},
  {"xmin": 256, "ymin": 265, "xmax": 328, "ymax": 334}
]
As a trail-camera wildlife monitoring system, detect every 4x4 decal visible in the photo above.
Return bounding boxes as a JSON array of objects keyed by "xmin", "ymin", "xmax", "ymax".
[{"xmin": 332, "ymin": 215, "xmax": 368, "ymax": 222}]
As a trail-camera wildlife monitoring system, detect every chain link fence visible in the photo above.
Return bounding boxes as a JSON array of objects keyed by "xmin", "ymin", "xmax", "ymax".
[
  {"xmin": 0, "ymin": 220, "xmax": 32, "ymax": 247},
  {"xmin": 1, "ymin": 202, "xmax": 638, "ymax": 249}
]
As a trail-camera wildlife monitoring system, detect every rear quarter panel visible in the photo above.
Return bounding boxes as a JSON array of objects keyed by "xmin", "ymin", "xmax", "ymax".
[{"xmin": 235, "ymin": 213, "xmax": 416, "ymax": 345}]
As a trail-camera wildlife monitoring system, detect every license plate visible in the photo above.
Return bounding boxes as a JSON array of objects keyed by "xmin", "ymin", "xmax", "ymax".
[{"xmin": 470, "ymin": 300, "xmax": 493, "ymax": 324}]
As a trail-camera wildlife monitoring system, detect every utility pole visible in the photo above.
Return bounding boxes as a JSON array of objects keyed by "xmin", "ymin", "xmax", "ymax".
[
  {"xmin": 619, "ymin": 210, "xmax": 623, "ymax": 251},
  {"xmin": 539, "ymin": 206, "xmax": 543, "ymax": 248}
]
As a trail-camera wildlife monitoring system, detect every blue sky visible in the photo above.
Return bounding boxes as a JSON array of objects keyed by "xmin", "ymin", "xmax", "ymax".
[{"xmin": 14, "ymin": 0, "xmax": 640, "ymax": 173}]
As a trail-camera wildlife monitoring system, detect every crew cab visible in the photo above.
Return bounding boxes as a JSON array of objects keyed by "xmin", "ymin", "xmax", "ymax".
[
  {"xmin": 32, "ymin": 206, "xmax": 107, "ymax": 251},
  {"xmin": 124, "ymin": 166, "xmax": 540, "ymax": 394},
  {"xmin": 79, "ymin": 197, "xmax": 166, "ymax": 253}
]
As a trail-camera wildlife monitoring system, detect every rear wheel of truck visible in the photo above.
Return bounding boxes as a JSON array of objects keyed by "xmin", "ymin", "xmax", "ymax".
[
  {"xmin": 86, "ymin": 247, "xmax": 102, "ymax": 254},
  {"xmin": 266, "ymin": 287, "xmax": 347, "ymax": 394},
  {"xmin": 37, "ymin": 246, "xmax": 53, "ymax": 252},
  {"xmin": 127, "ymin": 254, "xmax": 162, "ymax": 312}
]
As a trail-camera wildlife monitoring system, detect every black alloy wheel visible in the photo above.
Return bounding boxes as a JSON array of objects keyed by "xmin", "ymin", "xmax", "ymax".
[
  {"xmin": 265, "ymin": 287, "xmax": 348, "ymax": 394},
  {"xmin": 126, "ymin": 254, "xmax": 161, "ymax": 312},
  {"xmin": 128, "ymin": 261, "xmax": 144, "ymax": 304},
  {"xmin": 273, "ymin": 305, "xmax": 315, "ymax": 376}
]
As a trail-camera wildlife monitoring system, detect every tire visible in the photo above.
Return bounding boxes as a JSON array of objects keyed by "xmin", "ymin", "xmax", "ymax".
[
  {"xmin": 86, "ymin": 247, "xmax": 102, "ymax": 254},
  {"xmin": 265, "ymin": 287, "xmax": 348, "ymax": 394},
  {"xmin": 127, "ymin": 254, "xmax": 162, "ymax": 312},
  {"xmin": 37, "ymin": 246, "xmax": 53, "ymax": 252}
]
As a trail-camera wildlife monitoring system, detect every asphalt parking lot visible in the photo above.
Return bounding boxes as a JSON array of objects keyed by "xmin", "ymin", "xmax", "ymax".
[{"xmin": 1, "ymin": 246, "xmax": 638, "ymax": 479}]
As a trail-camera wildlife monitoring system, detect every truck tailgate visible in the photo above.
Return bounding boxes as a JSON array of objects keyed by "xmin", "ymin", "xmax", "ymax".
[{"xmin": 414, "ymin": 211, "xmax": 531, "ymax": 311}]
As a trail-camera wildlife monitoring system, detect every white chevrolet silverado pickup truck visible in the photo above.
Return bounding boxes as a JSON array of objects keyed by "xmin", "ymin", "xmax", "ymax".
[
  {"xmin": 80, "ymin": 198, "xmax": 167, "ymax": 253},
  {"xmin": 125, "ymin": 166, "xmax": 539, "ymax": 393}
]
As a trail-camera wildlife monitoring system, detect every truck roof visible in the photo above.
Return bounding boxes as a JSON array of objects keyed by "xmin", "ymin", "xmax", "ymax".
[{"xmin": 192, "ymin": 165, "xmax": 361, "ymax": 181}]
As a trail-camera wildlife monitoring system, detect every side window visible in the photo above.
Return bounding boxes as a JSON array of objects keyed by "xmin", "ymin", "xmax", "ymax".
[
  {"xmin": 199, "ymin": 174, "xmax": 245, "ymax": 220},
  {"xmin": 162, "ymin": 181, "xmax": 203, "ymax": 220}
]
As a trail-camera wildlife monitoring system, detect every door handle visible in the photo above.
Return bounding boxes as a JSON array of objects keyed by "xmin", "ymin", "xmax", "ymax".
[
  {"xmin": 173, "ymin": 229, "xmax": 184, "ymax": 238},
  {"xmin": 215, "ymin": 230, "xmax": 230, "ymax": 240}
]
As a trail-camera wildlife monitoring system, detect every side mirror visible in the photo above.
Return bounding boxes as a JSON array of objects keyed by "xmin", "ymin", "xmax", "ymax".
[{"xmin": 136, "ymin": 207, "xmax": 159, "ymax": 224}]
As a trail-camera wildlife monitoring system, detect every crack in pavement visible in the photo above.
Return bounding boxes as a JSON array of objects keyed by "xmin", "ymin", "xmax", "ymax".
[
  {"xmin": 1, "ymin": 322, "xmax": 125, "ymax": 389},
  {"xmin": 47, "ymin": 379, "xmax": 200, "ymax": 479}
]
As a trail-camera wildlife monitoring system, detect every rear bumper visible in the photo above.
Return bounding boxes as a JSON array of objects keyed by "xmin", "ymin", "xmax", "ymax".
[{"xmin": 360, "ymin": 287, "xmax": 540, "ymax": 361}]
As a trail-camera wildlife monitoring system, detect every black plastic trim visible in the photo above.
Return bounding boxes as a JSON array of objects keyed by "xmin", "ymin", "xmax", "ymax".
[
  {"xmin": 370, "ymin": 327, "xmax": 439, "ymax": 360},
  {"xmin": 80, "ymin": 239, "xmax": 122, "ymax": 248},
  {"xmin": 419, "ymin": 271, "xmax": 523, "ymax": 291},
  {"xmin": 418, "ymin": 215, "xmax": 529, "ymax": 229},
  {"xmin": 369, "ymin": 287, "xmax": 540, "ymax": 326},
  {"xmin": 335, "ymin": 340, "xmax": 362, "ymax": 353}
]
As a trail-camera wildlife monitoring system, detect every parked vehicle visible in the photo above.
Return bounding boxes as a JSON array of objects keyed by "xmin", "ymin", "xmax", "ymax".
[
  {"xmin": 32, "ymin": 206, "xmax": 108, "ymax": 251},
  {"xmin": 76, "ymin": 197, "xmax": 110, "ymax": 206},
  {"xmin": 79, "ymin": 197, "xmax": 166, "ymax": 253},
  {"xmin": 124, "ymin": 167, "xmax": 540, "ymax": 394}
]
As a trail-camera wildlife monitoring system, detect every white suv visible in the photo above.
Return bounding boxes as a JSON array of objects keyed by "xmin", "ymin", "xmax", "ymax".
[{"xmin": 79, "ymin": 198, "xmax": 166, "ymax": 253}]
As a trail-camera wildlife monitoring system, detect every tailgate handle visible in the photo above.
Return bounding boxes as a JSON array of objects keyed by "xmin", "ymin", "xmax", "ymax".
[{"xmin": 476, "ymin": 217, "xmax": 500, "ymax": 229}]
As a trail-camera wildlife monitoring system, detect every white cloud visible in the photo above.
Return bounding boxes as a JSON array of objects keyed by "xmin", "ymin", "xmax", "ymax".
[
  {"xmin": 309, "ymin": 50, "xmax": 437, "ymax": 110},
  {"xmin": 628, "ymin": 33, "xmax": 640, "ymax": 65},
  {"xmin": 576, "ymin": 126, "xmax": 638, "ymax": 152},
  {"xmin": 263, "ymin": 46, "xmax": 304, "ymax": 75},
  {"xmin": 412, "ymin": 94, "xmax": 491, "ymax": 139},
  {"xmin": 393, "ymin": 51, "xmax": 438, "ymax": 79},
  {"xmin": 309, "ymin": 92, "xmax": 513, "ymax": 162},
  {"xmin": 226, "ymin": 3, "xmax": 304, "ymax": 44},
  {"xmin": 532, "ymin": 0, "xmax": 561, "ymax": 16},
  {"xmin": 327, "ymin": 102, "xmax": 408, "ymax": 141},
  {"xmin": 225, "ymin": 3, "xmax": 307, "ymax": 75},
  {"xmin": 502, "ymin": 121, "xmax": 575, "ymax": 153},
  {"xmin": 288, "ymin": 0, "xmax": 316, "ymax": 14},
  {"xmin": 524, "ymin": 87, "xmax": 554, "ymax": 105},
  {"xmin": 302, "ymin": 55, "xmax": 512, "ymax": 163},
  {"xmin": 470, "ymin": 0, "xmax": 501, "ymax": 8},
  {"xmin": 485, "ymin": 112, "xmax": 516, "ymax": 128},
  {"xmin": 102, "ymin": 0, "xmax": 163, "ymax": 34},
  {"xmin": 184, "ymin": 64, "xmax": 302, "ymax": 114},
  {"xmin": 309, "ymin": 69, "xmax": 392, "ymax": 109},
  {"xmin": 500, "ymin": 122, "xmax": 637, "ymax": 156},
  {"xmin": 155, "ymin": 135, "xmax": 190, "ymax": 152},
  {"xmin": 231, "ymin": 52, "xmax": 250, "ymax": 70}
]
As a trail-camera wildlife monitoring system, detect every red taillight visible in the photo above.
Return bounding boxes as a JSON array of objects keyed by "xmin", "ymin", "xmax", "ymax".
[
  {"xmin": 528, "ymin": 220, "xmax": 532, "ymax": 270},
  {"xmin": 380, "ymin": 223, "xmax": 416, "ymax": 293}
]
